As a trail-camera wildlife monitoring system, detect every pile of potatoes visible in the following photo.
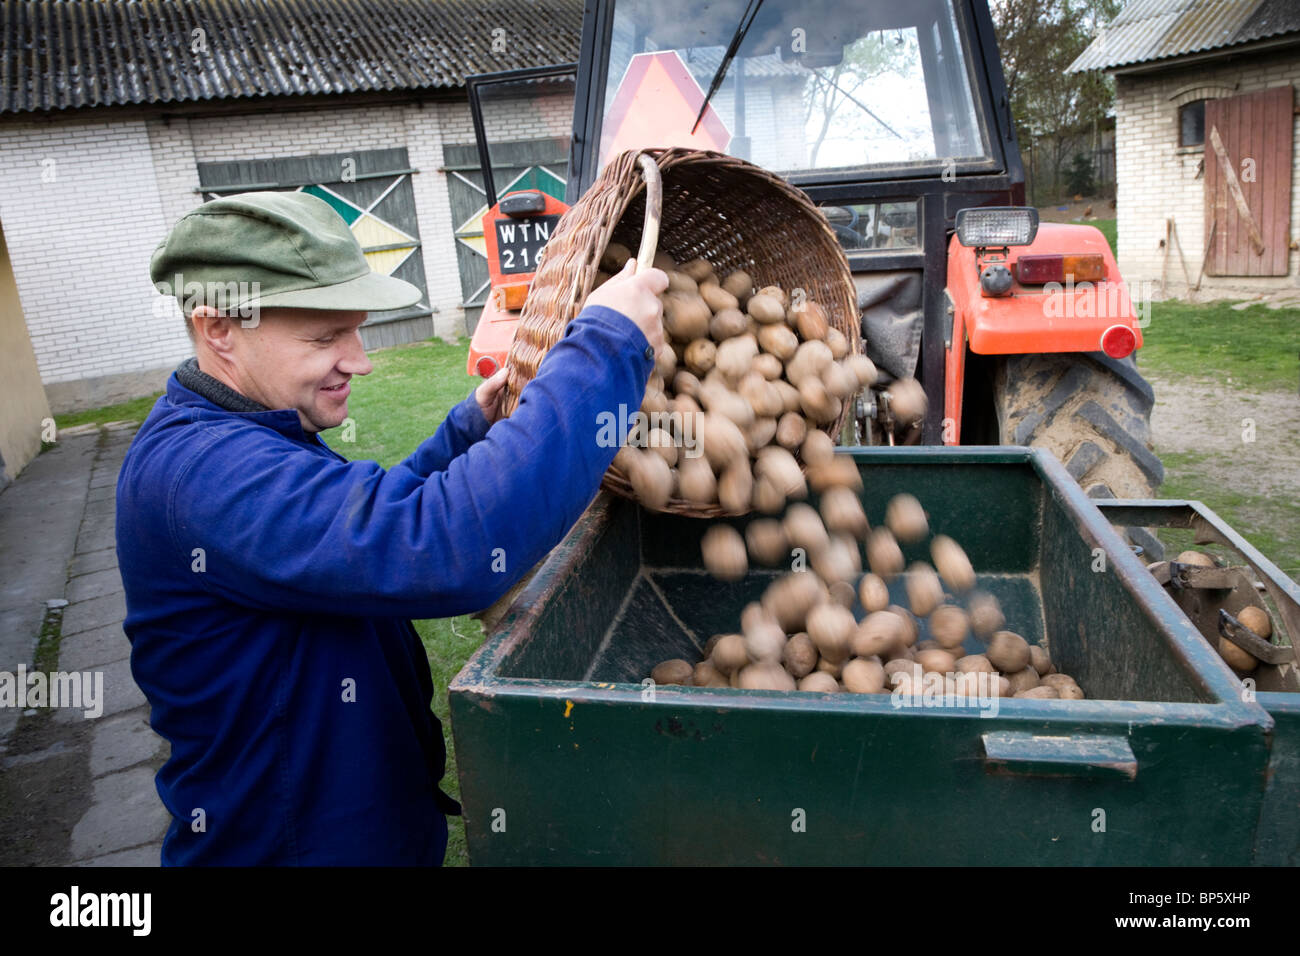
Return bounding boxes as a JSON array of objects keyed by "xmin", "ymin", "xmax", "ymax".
[
  {"xmin": 649, "ymin": 479, "xmax": 1088, "ymax": 699},
  {"xmin": 1170, "ymin": 550, "xmax": 1276, "ymax": 674},
  {"xmin": 595, "ymin": 242, "xmax": 925, "ymax": 513}
]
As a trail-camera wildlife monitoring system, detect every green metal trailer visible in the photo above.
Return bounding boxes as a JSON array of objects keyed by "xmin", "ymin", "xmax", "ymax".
[{"xmin": 449, "ymin": 447, "xmax": 1296, "ymax": 865}]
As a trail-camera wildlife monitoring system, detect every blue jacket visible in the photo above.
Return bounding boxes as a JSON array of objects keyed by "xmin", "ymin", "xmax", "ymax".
[{"xmin": 115, "ymin": 305, "xmax": 653, "ymax": 865}]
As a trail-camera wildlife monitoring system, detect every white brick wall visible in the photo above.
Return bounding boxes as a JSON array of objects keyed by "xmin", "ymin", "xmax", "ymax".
[
  {"xmin": 0, "ymin": 117, "xmax": 193, "ymax": 384},
  {"xmin": 1114, "ymin": 50, "xmax": 1300, "ymax": 297}
]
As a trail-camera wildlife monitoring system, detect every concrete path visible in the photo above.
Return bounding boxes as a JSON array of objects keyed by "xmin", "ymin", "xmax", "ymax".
[{"xmin": 0, "ymin": 422, "xmax": 168, "ymax": 866}]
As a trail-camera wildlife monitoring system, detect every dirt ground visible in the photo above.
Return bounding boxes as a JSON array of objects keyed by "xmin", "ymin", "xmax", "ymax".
[{"xmin": 1148, "ymin": 373, "xmax": 1300, "ymax": 500}]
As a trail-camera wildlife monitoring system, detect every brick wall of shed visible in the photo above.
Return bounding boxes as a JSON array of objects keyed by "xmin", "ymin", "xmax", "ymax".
[{"xmin": 1114, "ymin": 48, "xmax": 1300, "ymax": 298}]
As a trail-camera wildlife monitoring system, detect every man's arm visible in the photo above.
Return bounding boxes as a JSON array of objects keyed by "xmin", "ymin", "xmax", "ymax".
[{"xmin": 168, "ymin": 305, "xmax": 654, "ymax": 619}]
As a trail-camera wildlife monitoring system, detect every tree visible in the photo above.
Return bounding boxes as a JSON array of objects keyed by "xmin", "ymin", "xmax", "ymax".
[{"xmin": 992, "ymin": 0, "xmax": 1120, "ymax": 201}]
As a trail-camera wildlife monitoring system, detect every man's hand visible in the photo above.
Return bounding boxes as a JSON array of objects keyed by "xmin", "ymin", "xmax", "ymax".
[
  {"xmin": 585, "ymin": 258, "xmax": 669, "ymax": 355},
  {"xmin": 474, "ymin": 367, "xmax": 509, "ymax": 425}
]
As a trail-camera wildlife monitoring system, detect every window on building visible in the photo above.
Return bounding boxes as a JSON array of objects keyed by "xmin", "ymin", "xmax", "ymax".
[{"xmin": 1179, "ymin": 100, "xmax": 1206, "ymax": 147}]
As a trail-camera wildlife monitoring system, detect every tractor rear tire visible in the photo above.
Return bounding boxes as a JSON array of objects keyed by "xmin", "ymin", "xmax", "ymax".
[{"xmin": 993, "ymin": 352, "xmax": 1165, "ymax": 560}]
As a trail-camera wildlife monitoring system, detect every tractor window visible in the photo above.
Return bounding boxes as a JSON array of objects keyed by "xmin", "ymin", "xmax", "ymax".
[{"xmin": 599, "ymin": 0, "xmax": 990, "ymax": 178}]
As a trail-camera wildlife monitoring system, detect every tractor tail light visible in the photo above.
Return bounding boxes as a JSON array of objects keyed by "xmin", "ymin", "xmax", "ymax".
[
  {"xmin": 475, "ymin": 355, "xmax": 500, "ymax": 378},
  {"xmin": 1015, "ymin": 254, "xmax": 1105, "ymax": 284},
  {"xmin": 1100, "ymin": 324, "xmax": 1137, "ymax": 359}
]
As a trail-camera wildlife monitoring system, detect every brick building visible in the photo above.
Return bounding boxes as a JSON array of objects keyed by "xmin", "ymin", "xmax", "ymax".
[
  {"xmin": 0, "ymin": 0, "xmax": 582, "ymax": 475},
  {"xmin": 1071, "ymin": 0, "xmax": 1300, "ymax": 298}
]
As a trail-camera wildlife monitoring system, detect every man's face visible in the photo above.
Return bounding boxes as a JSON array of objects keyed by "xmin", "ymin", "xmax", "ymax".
[{"xmin": 225, "ymin": 308, "xmax": 373, "ymax": 433}]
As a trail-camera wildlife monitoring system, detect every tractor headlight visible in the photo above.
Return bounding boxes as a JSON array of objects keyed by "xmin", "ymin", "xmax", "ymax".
[{"xmin": 955, "ymin": 207, "xmax": 1039, "ymax": 247}]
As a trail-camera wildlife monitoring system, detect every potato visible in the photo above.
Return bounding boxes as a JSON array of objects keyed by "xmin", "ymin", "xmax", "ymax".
[
  {"xmin": 986, "ymin": 630, "xmax": 1031, "ymax": 673},
  {"xmin": 600, "ymin": 242, "xmax": 631, "ymax": 272},
  {"xmin": 626, "ymin": 447, "xmax": 672, "ymax": 510},
  {"xmin": 858, "ymin": 573, "xmax": 890, "ymax": 613},
  {"xmin": 929, "ymin": 604, "xmax": 970, "ymax": 650},
  {"xmin": 755, "ymin": 446, "xmax": 806, "ymax": 499},
  {"xmin": 889, "ymin": 604, "xmax": 919, "ymax": 647},
  {"xmin": 1057, "ymin": 683, "xmax": 1085, "ymax": 700},
  {"xmin": 744, "ymin": 417, "xmax": 778, "ymax": 454},
  {"xmin": 888, "ymin": 377, "xmax": 927, "ymax": 426},
  {"xmin": 640, "ymin": 387, "xmax": 668, "ymax": 418},
  {"xmin": 906, "ymin": 562, "xmax": 945, "ymax": 617},
  {"xmin": 774, "ymin": 412, "xmax": 808, "ymax": 451},
  {"xmin": 672, "ymin": 369, "xmax": 702, "ymax": 399},
  {"xmin": 967, "ymin": 591, "xmax": 1005, "ymax": 638},
  {"xmin": 931, "ymin": 535, "xmax": 976, "ymax": 592},
  {"xmin": 792, "ymin": 300, "xmax": 829, "ymax": 341},
  {"xmin": 826, "ymin": 327, "xmax": 848, "ymax": 360},
  {"xmin": 828, "ymin": 580, "xmax": 857, "ymax": 608},
  {"xmin": 798, "ymin": 378, "xmax": 838, "ymax": 425},
  {"xmin": 823, "ymin": 361, "xmax": 860, "ymax": 400},
  {"xmin": 810, "ymin": 535, "xmax": 860, "ymax": 584},
  {"xmin": 842, "ymin": 658, "xmax": 886, "ymax": 694},
  {"xmin": 852, "ymin": 610, "xmax": 906, "ymax": 658},
  {"xmin": 752, "ymin": 353, "xmax": 783, "ymax": 381},
  {"xmin": 699, "ymin": 413, "xmax": 748, "ymax": 470},
  {"xmin": 885, "ymin": 493, "xmax": 928, "ymax": 542},
  {"xmin": 709, "ymin": 307, "xmax": 749, "ymax": 342},
  {"xmin": 701, "ymin": 525, "xmax": 748, "ymax": 581},
  {"xmin": 691, "ymin": 659, "xmax": 726, "ymax": 687},
  {"xmin": 667, "ymin": 270, "xmax": 698, "ymax": 294},
  {"xmin": 800, "ymin": 429, "xmax": 835, "ymax": 466},
  {"xmin": 647, "ymin": 427, "xmax": 678, "ymax": 467},
  {"xmin": 679, "ymin": 257, "xmax": 715, "ymax": 283},
  {"xmin": 1237, "ymin": 606, "xmax": 1273, "ymax": 640},
  {"xmin": 711, "ymin": 633, "xmax": 749, "ymax": 674},
  {"xmin": 762, "ymin": 572, "xmax": 826, "ymax": 633},
  {"xmin": 773, "ymin": 380, "xmax": 803, "ymax": 415},
  {"xmin": 866, "ymin": 527, "xmax": 905, "ymax": 579},
  {"xmin": 955, "ymin": 653, "xmax": 995, "ymax": 674},
  {"xmin": 782, "ymin": 503, "xmax": 830, "ymax": 554},
  {"xmin": 747, "ymin": 293, "xmax": 786, "ymax": 325},
  {"xmin": 662, "ymin": 291, "xmax": 711, "ymax": 341},
  {"xmin": 758, "ymin": 285, "xmax": 789, "ymax": 309},
  {"xmin": 1176, "ymin": 550, "xmax": 1216, "ymax": 567},
  {"xmin": 1219, "ymin": 637, "xmax": 1259, "ymax": 672},
  {"xmin": 647, "ymin": 659, "xmax": 692, "ymax": 686},
  {"xmin": 677, "ymin": 454, "xmax": 717, "ymax": 505},
  {"xmin": 806, "ymin": 455, "xmax": 862, "ymax": 493},
  {"xmin": 721, "ymin": 269, "xmax": 754, "ymax": 305},
  {"xmin": 1028, "ymin": 644, "xmax": 1053, "ymax": 677},
  {"xmin": 1006, "ymin": 667, "xmax": 1040, "ymax": 694},
  {"xmin": 786, "ymin": 340, "xmax": 834, "ymax": 386},
  {"xmin": 915, "ymin": 648, "xmax": 957, "ymax": 674},
  {"xmin": 844, "ymin": 354, "xmax": 879, "ymax": 387},
  {"xmin": 752, "ymin": 474, "xmax": 786, "ymax": 514},
  {"xmin": 684, "ymin": 338, "xmax": 717, "ymax": 375},
  {"xmin": 1015, "ymin": 685, "xmax": 1060, "ymax": 699},
  {"xmin": 714, "ymin": 334, "xmax": 758, "ymax": 380},
  {"xmin": 808, "ymin": 603, "xmax": 856, "ymax": 663},
  {"xmin": 652, "ymin": 251, "xmax": 677, "ymax": 272},
  {"xmin": 718, "ymin": 461, "xmax": 754, "ymax": 515},
  {"xmin": 653, "ymin": 344, "xmax": 677, "ymax": 381},
  {"xmin": 739, "ymin": 373, "xmax": 784, "ymax": 418},
  {"xmin": 815, "ymin": 656, "xmax": 843, "ymax": 680},
  {"xmin": 798, "ymin": 671, "xmax": 840, "ymax": 694},
  {"xmin": 738, "ymin": 662, "xmax": 797, "ymax": 691},
  {"xmin": 782, "ymin": 632, "xmax": 818, "ymax": 679},
  {"xmin": 698, "ymin": 382, "xmax": 755, "ymax": 428},
  {"xmin": 1040, "ymin": 673, "xmax": 1080, "ymax": 693},
  {"xmin": 699, "ymin": 280, "xmax": 739, "ymax": 313},
  {"xmin": 819, "ymin": 485, "xmax": 868, "ymax": 537},
  {"xmin": 758, "ymin": 323, "xmax": 799, "ymax": 360},
  {"xmin": 744, "ymin": 619, "xmax": 787, "ymax": 664}
]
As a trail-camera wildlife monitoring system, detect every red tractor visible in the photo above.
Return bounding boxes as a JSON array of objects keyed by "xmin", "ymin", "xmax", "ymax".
[{"xmin": 467, "ymin": 0, "xmax": 1161, "ymax": 555}]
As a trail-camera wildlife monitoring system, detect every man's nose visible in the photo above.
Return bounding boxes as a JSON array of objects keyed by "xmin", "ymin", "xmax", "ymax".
[{"xmin": 339, "ymin": 329, "xmax": 373, "ymax": 376}]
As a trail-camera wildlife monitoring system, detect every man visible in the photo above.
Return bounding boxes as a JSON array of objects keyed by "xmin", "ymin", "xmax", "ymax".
[{"xmin": 119, "ymin": 190, "xmax": 666, "ymax": 865}]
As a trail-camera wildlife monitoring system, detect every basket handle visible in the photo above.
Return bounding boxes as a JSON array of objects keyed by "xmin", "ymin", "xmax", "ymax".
[{"xmin": 634, "ymin": 153, "xmax": 663, "ymax": 273}]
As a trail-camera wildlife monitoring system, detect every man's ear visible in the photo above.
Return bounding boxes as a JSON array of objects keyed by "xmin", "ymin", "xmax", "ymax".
[{"xmin": 190, "ymin": 305, "xmax": 237, "ymax": 357}]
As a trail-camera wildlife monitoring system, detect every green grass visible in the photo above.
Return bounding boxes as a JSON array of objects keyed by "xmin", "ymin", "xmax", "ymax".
[
  {"xmin": 330, "ymin": 337, "xmax": 486, "ymax": 867},
  {"xmin": 1137, "ymin": 301, "xmax": 1300, "ymax": 393},
  {"xmin": 1080, "ymin": 216, "xmax": 1116, "ymax": 258},
  {"xmin": 55, "ymin": 392, "xmax": 162, "ymax": 430},
  {"xmin": 1155, "ymin": 450, "xmax": 1300, "ymax": 578}
]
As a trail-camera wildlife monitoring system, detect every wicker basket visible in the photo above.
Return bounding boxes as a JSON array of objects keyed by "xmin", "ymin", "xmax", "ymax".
[{"xmin": 502, "ymin": 146, "xmax": 861, "ymax": 517}]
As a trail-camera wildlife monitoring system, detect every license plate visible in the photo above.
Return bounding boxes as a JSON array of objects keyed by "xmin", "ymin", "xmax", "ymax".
[{"xmin": 495, "ymin": 215, "xmax": 560, "ymax": 274}]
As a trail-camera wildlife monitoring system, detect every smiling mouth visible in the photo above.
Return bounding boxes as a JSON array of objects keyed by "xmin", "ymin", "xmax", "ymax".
[{"xmin": 321, "ymin": 380, "xmax": 350, "ymax": 394}]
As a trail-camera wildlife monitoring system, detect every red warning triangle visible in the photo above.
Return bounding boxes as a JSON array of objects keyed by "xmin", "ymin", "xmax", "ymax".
[{"xmin": 600, "ymin": 51, "xmax": 733, "ymax": 168}]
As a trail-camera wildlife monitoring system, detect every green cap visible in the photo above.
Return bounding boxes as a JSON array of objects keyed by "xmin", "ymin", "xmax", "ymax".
[{"xmin": 149, "ymin": 190, "xmax": 423, "ymax": 317}]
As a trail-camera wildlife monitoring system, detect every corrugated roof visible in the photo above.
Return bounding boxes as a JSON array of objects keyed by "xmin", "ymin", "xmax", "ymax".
[
  {"xmin": 1069, "ymin": 0, "xmax": 1300, "ymax": 72},
  {"xmin": 0, "ymin": 0, "xmax": 583, "ymax": 115}
]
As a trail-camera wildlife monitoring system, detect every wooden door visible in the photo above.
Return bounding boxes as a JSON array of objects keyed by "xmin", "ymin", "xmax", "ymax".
[{"xmin": 1204, "ymin": 86, "xmax": 1294, "ymax": 276}]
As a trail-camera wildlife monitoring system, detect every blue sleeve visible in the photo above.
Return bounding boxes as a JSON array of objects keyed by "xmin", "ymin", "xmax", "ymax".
[
  {"xmin": 168, "ymin": 304, "xmax": 653, "ymax": 619},
  {"xmin": 394, "ymin": 390, "xmax": 491, "ymax": 479}
]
